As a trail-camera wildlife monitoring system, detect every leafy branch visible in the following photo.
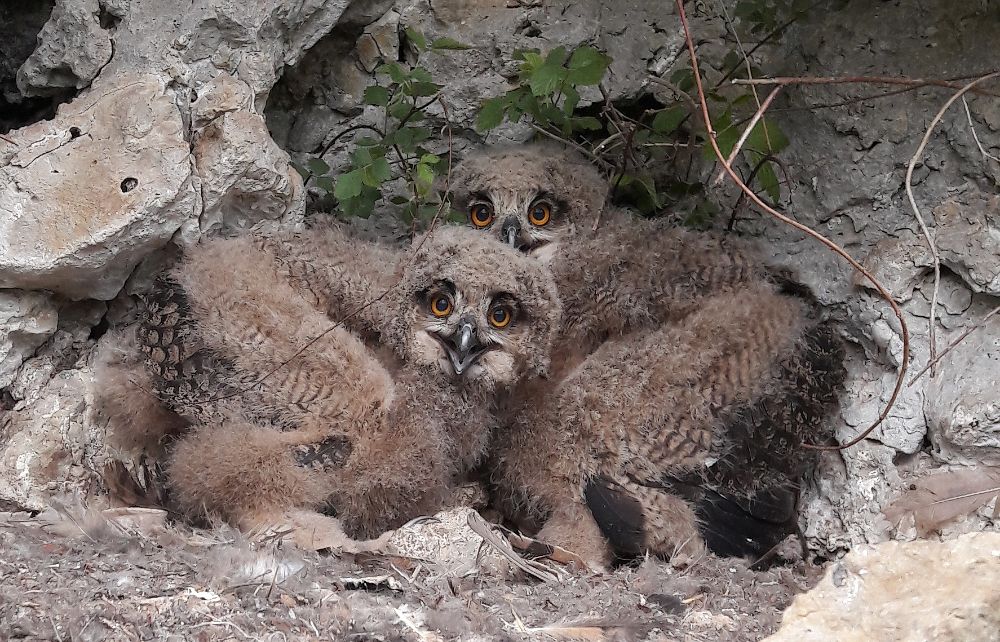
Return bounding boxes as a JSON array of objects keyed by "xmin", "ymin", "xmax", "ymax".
[{"xmin": 293, "ymin": 28, "xmax": 468, "ymax": 226}]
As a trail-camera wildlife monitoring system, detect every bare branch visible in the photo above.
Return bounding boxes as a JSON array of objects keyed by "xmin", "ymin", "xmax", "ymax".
[{"xmin": 711, "ymin": 85, "xmax": 784, "ymax": 187}]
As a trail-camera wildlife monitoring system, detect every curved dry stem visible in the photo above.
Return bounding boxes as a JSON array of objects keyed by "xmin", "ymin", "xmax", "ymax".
[
  {"xmin": 674, "ymin": 0, "xmax": 910, "ymax": 451},
  {"xmin": 904, "ymin": 71, "xmax": 1000, "ymax": 379}
]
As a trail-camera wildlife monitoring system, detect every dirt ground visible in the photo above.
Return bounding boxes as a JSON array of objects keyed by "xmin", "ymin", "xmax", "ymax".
[{"xmin": 0, "ymin": 506, "xmax": 824, "ymax": 642}]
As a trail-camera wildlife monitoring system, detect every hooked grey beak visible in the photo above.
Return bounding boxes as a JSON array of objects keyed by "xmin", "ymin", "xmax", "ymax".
[
  {"xmin": 501, "ymin": 219, "xmax": 520, "ymax": 247},
  {"xmin": 437, "ymin": 319, "xmax": 489, "ymax": 375}
]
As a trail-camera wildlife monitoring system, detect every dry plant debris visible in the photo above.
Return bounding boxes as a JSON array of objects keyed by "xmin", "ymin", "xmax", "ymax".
[{"xmin": 0, "ymin": 505, "xmax": 823, "ymax": 641}]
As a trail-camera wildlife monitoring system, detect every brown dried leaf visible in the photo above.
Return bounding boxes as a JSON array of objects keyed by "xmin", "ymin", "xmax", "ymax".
[{"xmin": 884, "ymin": 466, "xmax": 1000, "ymax": 537}]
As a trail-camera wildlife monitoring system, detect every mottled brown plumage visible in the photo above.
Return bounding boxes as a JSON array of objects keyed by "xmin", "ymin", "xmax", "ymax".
[
  {"xmin": 453, "ymin": 143, "xmax": 846, "ymax": 566},
  {"xmin": 94, "ymin": 223, "xmax": 560, "ymax": 548}
]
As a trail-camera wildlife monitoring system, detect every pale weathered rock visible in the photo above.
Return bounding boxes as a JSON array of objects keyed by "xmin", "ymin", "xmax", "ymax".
[
  {"xmin": 0, "ymin": 290, "xmax": 58, "ymax": 388},
  {"xmin": 934, "ymin": 193, "xmax": 1000, "ymax": 297},
  {"xmin": 0, "ymin": 74, "xmax": 197, "ymax": 300},
  {"xmin": 924, "ymin": 313, "xmax": 1000, "ymax": 465},
  {"xmin": 16, "ymin": 0, "xmax": 113, "ymax": 97},
  {"xmin": 192, "ymin": 79, "xmax": 304, "ymax": 233},
  {"xmin": 766, "ymin": 532, "xmax": 1000, "ymax": 642},
  {"xmin": 0, "ymin": 369, "xmax": 102, "ymax": 511}
]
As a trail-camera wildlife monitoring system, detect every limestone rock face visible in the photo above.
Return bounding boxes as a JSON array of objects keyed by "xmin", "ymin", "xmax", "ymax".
[
  {"xmin": 0, "ymin": 75, "xmax": 196, "ymax": 300},
  {"xmin": 766, "ymin": 532, "xmax": 1000, "ymax": 642},
  {"xmin": 15, "ymin": 0, "xmax": 113, "ymax": 97},
  {"xmin": 0, "ymin": 369, "xmax": 97, "ymax": 511},
  {"xmin": 925, "ymin": 313, "xmax": 1000, "ymax": 465},
  {"xmin": 0, "ymin": 291, "xmax": 58, "ymax": 388}
]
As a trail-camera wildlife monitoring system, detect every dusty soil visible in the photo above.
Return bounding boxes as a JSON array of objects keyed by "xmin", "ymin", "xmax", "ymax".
[{"xmin": 0, "ymin": 507, "xmax": 824, "ymax": 641}]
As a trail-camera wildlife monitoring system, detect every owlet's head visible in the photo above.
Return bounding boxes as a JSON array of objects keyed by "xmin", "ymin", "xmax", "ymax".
[
  {"xmin": 386, "ymin": 226, "xmax": 561, "ymax": 390},
  {"xmin": 450, "ymin": 143, "xmax": 608, "ymax": 262}
]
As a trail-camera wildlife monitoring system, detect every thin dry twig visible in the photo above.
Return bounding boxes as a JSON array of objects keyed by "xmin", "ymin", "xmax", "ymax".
[
  {"xmin": 674, "ymin": 0, "xmax": 910, "ymax": 451},
  {"xmin": 962, "ymin": 96, "xmax": 1000, "ymax": 165},
  {"xmin": 904, "ymin": 71, "xmax": 1000, "ymax": 379},
  {"xmin": 732, "ymin": 74, "xmax": 1000, "ymax": 97},
  {"xmin": 712, "ymin": 84, "xmax": 784, "ymax": 186},
  {"xmin": 908, "ymin": 303, "xmax": 1000, "ymax": 386},
  {"xmin": 0, "ymin": 133, "xmax": 17, "ymax": 146}
]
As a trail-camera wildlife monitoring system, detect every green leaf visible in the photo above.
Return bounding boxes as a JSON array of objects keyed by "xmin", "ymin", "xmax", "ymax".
[
  {"xmin": 291, "ymin": 161, "xmax": 310, "ymax": 179},
  {"xmin": 670, "ymin": 67, "xmax": 695, "ymax": 92},
  {"xmin": 528, "ymin": 64, "xmax": 565, "ymax": 97},
  {"xmin": 410, "ymin": 67, "xmax": 433, "ymax": 83},
  {"xmin": 415, "ymin": 162, "xmax": 435, "ymax": 197},
  {"xmin": 355, "ymin": 136, "xmax": 382, "ymax": 147},
  {"xmin": 703, "ymin": 108, "xmax": 737, "ymax": 160},
  {"xmin": 744, "ymin": 117, "xmax": 790, "ymax": 155},
  {"xmin": 420, "ymin": 153, "xmax": 441, "ymax": 165},
  {"xmin": 544, "ymin": 46, "xmax": 569, "ymax": 67},
  {"xmin": 370, "ymin": 156, "xmax": 392, "ymax": 183},
  {"xmin": 306, "ymin": 157, "xmax": 330, "ymax": 176},
  {"xmin": 351, "ymin": 146, "xmax": 373, "ymax": 166},
  {"xmin": 334, "ymin": 169, "xmax": 364, "ymax": 200},
  {"xmin": 341, "ymin": 186, "xmax": 380, "ymax": 218},
  {"xmin": 651, "ymin": 106, "xmax": 687, "ymax": 134},
  {"xmin": 618, "ymin": 173, "xmax": 661, "ymax": 212},
  {"xmin": 754, "ymin": 158, "xmax": 781, "ymax": 202},
  {"xmin": 417, "ymin": 203, "xmax": 439, "ymax": 222},
  {"xmin": 363, "ymin": 85, "xmax": 390, "ymax": 106},
  {"xmin": 561, "ymin": 86, "xmax": 580, "ymax": 116},
  {"xmin": 376, "ymin": 62, "xmax": 407, "ymax": 83},
  {"xmin": 388, "ymin": 99, "xmax": 413, "ymax": 120},
  {"xmin": 390, "ymin": 195, "xmax": 411, "ymax": 205},
  {"xmin": 446, "ymin": 207, "xmax": 467, "ymax": 224},
  {"xmin": 408, "ymin": 81, "xmax": 441, "ymax": 97},
  {"xmin": 314, "ymin": 175, "xmax": 335, "ymax": 193},
  {"xmin": 404, "ymin": 27, "xmax": 428, "ymax": 51},
  {"xmin": 393, "ymin": 126, "xmax": 431, "ymax": 151},
  {"xmin": 476, "ymin": 95, "xmax": 509, "ymax": 131},
  {"xmin": 569, "ymin": 116, "xmax": 602, "ymax": 131},
  {"xmin": 430, "ymin": 37, "xmax": 471, "ymax": 50},
  {"xmin": 566, "ymin": 46, "xmax": 611, "ymax": 86},
  {"xmin": 527, "ymin": 46, "xmax": 569, "ymax": 96},
  {"xmin": 518, "ymin": 51, "xmax": 545, "ymax": 75}
]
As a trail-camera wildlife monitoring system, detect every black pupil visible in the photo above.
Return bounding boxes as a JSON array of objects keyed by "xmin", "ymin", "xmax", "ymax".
[
  {"xmin": 492, "ymin": 308, "xmax": 508, "ymax": 323},
  {"xmin": 434, "ymin": 297, "xmax": 449, "ymax": 313},
  {"xmin": 533, "ymin": 206, "xmax": 545, "ymax": 219},
  {"xmin": 474, "ymin": 206, "xmax": 489, "ymax": 221}
]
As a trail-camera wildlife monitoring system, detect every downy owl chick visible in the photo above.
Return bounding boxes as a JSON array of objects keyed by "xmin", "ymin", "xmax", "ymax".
[
  {"xmin": 96, "ymin": 224, "xmax": 561, "ymax": 548},
  {"xmin": 452, "ymin": 143, "xmax": 845, "ymax": 566},
  {"xmin": 449, "ymin": 142, "xmax": 769, "ymax": 369}
]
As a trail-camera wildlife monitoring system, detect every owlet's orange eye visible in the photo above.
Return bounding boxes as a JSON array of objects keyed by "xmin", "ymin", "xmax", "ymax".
[
  {"xmin": 469, "ymin": 203, "xmax": 494, "ymax": 228},
  {"xmin": 528, "ymin": 201, "xmax": 551, "ymax": 226},
  {"xmin": 430, "ymin": 294, "xmax": 453, "ymax": 318},
  {"xmin": 488, "ymin": 305, "xmax": 512, "ymax": 329}
]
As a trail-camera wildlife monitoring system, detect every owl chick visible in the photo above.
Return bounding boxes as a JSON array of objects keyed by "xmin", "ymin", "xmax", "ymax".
[
  {"xmin": 96, "ymin": 224, "xmax": 560, "ymax": 548},
  {"xmin": 449, "ymin": 142, "xmax": 770, "ymax": 369},
  {"xmin": 452, "ymin": 143, "xmax": 845, "ymax": 566}
]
